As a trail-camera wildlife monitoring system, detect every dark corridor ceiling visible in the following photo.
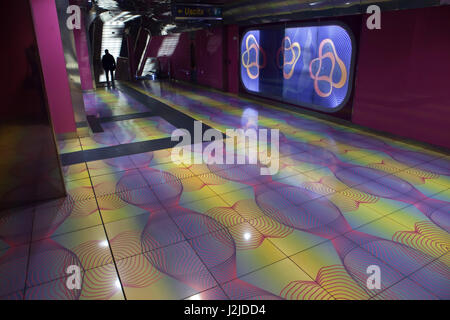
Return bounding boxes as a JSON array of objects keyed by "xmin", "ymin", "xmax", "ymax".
[
  {"xmin": 91, "ymin": 0, "xmax": 235, "ymax": 13},
  {"xmin": 78, "ymin": 0, "xmax": 447, "ymax": 35},
  {"xmin": 83, "ymin": 0, "xmax": 237, "ymax": 35}
]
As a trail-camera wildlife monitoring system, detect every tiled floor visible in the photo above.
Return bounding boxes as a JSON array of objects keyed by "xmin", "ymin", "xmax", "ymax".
[
  {"xmin": 58, "ymin": 90, "xmax": 177, "ymax": 153},
  {"xmin": 0, "ymin": 81, "xmax": 449, "ymax": 300}
]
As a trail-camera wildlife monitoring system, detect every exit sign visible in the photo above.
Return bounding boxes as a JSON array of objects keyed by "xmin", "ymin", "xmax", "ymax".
[{"xmin": 173, "ymin": 4, "xmax": 223, "ymax": 20}]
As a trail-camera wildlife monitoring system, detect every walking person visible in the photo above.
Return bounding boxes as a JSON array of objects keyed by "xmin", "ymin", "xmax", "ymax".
[{"xmin": 102, "ymin": 49, "xmax": 116, "ymax": 87}]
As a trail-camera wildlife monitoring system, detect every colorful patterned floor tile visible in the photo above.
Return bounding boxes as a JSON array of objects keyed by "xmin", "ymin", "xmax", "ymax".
[
  {"xmin": 116, "ymin": 245, "xmax": 217, "ymax": 300},
  {"xmin": 84, "ymin": 89, "xmax": 148, "ymax": 118},
  {"xmin": 0, "ymin": 290, "xmax": 24, "ymax": 300},
  {"xmin": 222, "ymin": 258, "xmax": 314, "ymax": 300},
  {"xmin": 290, "ymin": 237, "xmax": 414, "ymax": 299},
  {"xmin": 370, "ymin": 277, "xmax": 438, "ymax": 300},
  {"xmin": 0, "ymin": 245, "xmax": 29, "ymax": 297},
  {"xmin": 190, "ymin": 222, "xmax": 286, "ymax": 285},
  {"xmin": 184, "ymin": 286, "xmax": 229, "ymax": 300},
  {"xmin": 33, "ymin": 198, "xmax": 102, "ymax": 241},
  {"xmin": 129, "ymin": 149, "xmax": 174, "ymax": 168},
  {"xmin": 411, "ymin": 157, "xmax": 450, "ymax": 188},
  {"xmin": 273, "ymin": 172, "xmax": 334, "ymax": 196},
  {"xmin": 344, "ymin": 229, "xmax": 448, "ymax": 298},
  {"xmin": 104, "ymin": 210, "xmax": 185, "ymax": 260},
  {"xmin": 27, "ymin": 225, "xmax": 113, "ymax": 288},
  {"xmin": 24, "ymin": 263, "xmax": 125, "ymax": 300},
  {"xmin": 352, "ymin": 213, "xmax": 449, "ymax": 263},
  {"xmin": 196, "ymin": 172, "xmax": 254, "ymax": 196},
  {"xmin": 58, "ymin": 138, "xmax": 82, "ymax": 154},
  {"xmin": 334, "ymin": 201, "xmax": 384, "ymax": 230},
  {"xmin": 216, "ymin": 186, "xmax": 258, "ymax": 208},
  {"xmin": 65, "ymin": 178, "xmax": 95, "ymax": 201},
  {"xmin": 86, "ymin": 156, "xmax": 137, "ymax": 177},
  {"xmin": 96, "ymin": 191, "xmax": 154, "ymax": 224},
  {"xmin": 139, "ymin": 162, "xmax": 194, "ymax": 184},
  {"xmin": 267, "ymin": 229, "xmax": 328, "ymax": 257},
  {"xmin": 105, "ymin": 117, "xmax": 176, "ymax": 144},
  {"xmin": 278, "ymin": 154, "xmax": 326, "ymax": 174},
  {"xmin": 2, "ymin": 81, "xmax": 449, "ymax": 300},
  {"xmin": 80, "ymin": 132, "xmax": 120, "ymax": 150},
  {"xmin": 62, "ymin": 163, "xmax": 89, "ymax": 181},
  {"xmin": 165, "ymin": 196, "xmax": 238, "ymax": 237},
  {"xmin": 0, "ymin": 206, "xmax": 33, "ymax": 248},
  {"xmin": 25, "ymin": 275, "xmax": 83, "ymax": 300},
  {"xmin": 405, "ymin": 253, "xmax": 450, "ymax": 299},
  {"xmin": 91, "ymin": 169, "xmax": 148, "ymax": 197},
  {"xmin": 152, "ymin": 175, "xmax": 218, "ymax": 209},
  {"xmin": 80, "ymin": 263, "xmax": 125, "ymax": 300}
]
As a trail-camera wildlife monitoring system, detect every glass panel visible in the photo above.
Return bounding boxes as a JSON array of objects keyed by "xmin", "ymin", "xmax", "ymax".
[{"xmin": 240, "ymin": 24, "xmax": 354, "ymax": 112}]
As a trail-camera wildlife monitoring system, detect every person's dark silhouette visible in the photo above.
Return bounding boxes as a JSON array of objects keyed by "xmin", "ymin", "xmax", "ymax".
[{"xmin": 102, "ymin": 49, "xmax": 116, "ymax": 87}]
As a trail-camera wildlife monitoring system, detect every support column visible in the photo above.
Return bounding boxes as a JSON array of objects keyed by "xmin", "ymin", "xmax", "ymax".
[
  {"xmin": 73, "ymin": 5, "xmax": 95, "ymax": 91},
  {"xmin": 29, "ymin": 0, "xmax": 77, "ymax": 135}
]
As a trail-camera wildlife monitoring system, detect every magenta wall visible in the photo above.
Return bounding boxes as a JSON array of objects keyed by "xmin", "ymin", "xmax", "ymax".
[
  {"xmin": 196, "ymin": 27, "xmax": 224, "ymax": 90},
  {"xmin": 0, "ymin": 0, "xmax": 66, "ymax": 209},
  {"xmin": 30, "ymin": 0, "xmax": 76, "ymax": 134},
  {"xmin": 134, "ymin": 30, "xmax": 150, "ymax": 76},
  {"xmin": 226, "ymin": 25, "xmax": 239, "ymax": 94},
  {"xmin": 352, "ymin": 6, "xmax": 450, "ymax": 149},
  {"xmin": 146, "ymin": 33, "xmax": 191, "ymax": 81},
  {"xmin": 73, "ymin": 10, "xmax": 94, "ymax": 90},
  {"xmin": 172, "ymin": 33, "xmax": 191, "ymax": 81},
  {"xmin": 144, "ymin": 28, "xmax": 225, "ymax": 89},
  {"xmin": 145, "ymin": 35, "xmax": 161, "ymax": 70},
  {"xmin": 127, "ymin": 35, "xmax": 137, "ymax": 79}
]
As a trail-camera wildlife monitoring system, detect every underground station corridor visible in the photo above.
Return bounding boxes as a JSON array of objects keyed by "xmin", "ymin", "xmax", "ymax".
[{"xmin": 1, "ymin": 0, "xmax": 449, "ymax": 304}]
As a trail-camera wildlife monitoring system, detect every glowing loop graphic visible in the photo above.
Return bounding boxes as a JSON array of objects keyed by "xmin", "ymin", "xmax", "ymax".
[
  {"xmin": 277, "ymin": 36, "xmax": 301, "ymax": 80},
  {"xmin": 309, "ymin": 39, "xmax": 348, "ymax": 98},
  {"xmin": 241, "ymin": 34, "xmax": 266, "ymax": 80}
]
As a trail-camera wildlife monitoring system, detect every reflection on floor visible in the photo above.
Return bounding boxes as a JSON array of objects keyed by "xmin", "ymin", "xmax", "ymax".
[
  {"xmin": 59, "ymin": 90, "xmax": 177, "ymax": 153},
  {"xmin": 1, "ymin": 81, "xmax": 449, "ymax": 300}
]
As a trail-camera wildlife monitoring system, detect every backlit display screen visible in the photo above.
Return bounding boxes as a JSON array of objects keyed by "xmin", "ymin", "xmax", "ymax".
[{"xmin": 241, "ymin": 24, "xmax": 354, "ymax": 112}]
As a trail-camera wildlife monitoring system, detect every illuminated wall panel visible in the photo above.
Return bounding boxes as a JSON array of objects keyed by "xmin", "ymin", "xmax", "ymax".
[{"xmin": 241, "ymin": 24, "xmax": 354, "ymax": 112}]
